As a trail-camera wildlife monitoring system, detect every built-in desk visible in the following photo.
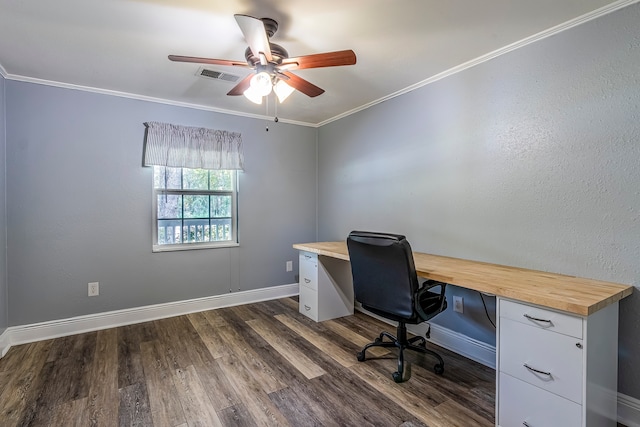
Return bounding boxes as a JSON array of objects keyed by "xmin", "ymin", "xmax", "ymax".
[{"xmin": 293, "ymin": 241, "xmax": 633, "ymax": 427}]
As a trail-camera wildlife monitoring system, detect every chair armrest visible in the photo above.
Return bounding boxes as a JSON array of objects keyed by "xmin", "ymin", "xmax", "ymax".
[
  {"xmin": 415, "ymin": 280, "xmax": 448, "ymax": 320},
  {"xmin": 418, "ymin": 280, "xmax": 447, "ymax": 297}
]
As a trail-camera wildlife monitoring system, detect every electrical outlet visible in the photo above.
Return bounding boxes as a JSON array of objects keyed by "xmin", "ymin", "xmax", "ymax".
[
  {"xmin": 88, "ymin": 282, "xmax": 99, "ymax": 297},
  {"xmin": 286, "ymin": 260, "xmax": 293, "ymax": 272},
  {"xmin": 453, "ymin": 296, "xmax": 463, "ymax": 313}
]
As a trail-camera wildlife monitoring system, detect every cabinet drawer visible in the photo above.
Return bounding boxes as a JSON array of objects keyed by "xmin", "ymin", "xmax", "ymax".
[
  {"xmin": 500, "ymin": 317, "xmax": 583, "ymax": 404},
  {"xmin": 500, "ymin": 299, "xmax": 583, "ymax": 339},
  {"xmin": 498, "ymin": 373, "xmax": 581, "ymax": 427},
  {"xmin": 299, "ymin": 252, "xmax": 318, "ymax": 290},
  {"xmin": 299, "ymin": 284, "xmax": 318, "ymax": 321},
  {"xmin": 299, "ymin": 251, "xmax": 317, "ymax": 263}
]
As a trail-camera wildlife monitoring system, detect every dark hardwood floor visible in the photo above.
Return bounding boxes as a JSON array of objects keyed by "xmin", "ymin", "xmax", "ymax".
[{"xmin": 0, "ymin": 297, "xmax": 497, "ymax": 426}]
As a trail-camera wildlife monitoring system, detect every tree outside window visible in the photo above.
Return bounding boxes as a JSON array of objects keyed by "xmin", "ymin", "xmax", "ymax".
[{"xmin": 153, "ymin": 166, "xmax": 238, "ymax": 251}]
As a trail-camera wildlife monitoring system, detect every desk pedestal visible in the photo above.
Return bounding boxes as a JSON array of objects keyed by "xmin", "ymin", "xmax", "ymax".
[
  {"xmin": 298, "ymin": 251, "xmax": 353, "ymax": 322},
  {"xmin": 496, "ymin": 298, "xmax": 618, "ymax": 427}
]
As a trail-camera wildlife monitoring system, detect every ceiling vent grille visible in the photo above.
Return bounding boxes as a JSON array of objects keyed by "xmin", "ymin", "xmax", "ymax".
[{"xmin": 196, "ymin": 67, "xmax": 241, "ymax": 83}]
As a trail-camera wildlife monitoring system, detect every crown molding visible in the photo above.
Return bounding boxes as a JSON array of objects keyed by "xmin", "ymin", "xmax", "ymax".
[
  {"xmin": 4, "ymin": 73, "xmax": 317, "ymax": 128},
  {"xmin": 317, "ymin": 0, "xmax": 640, "ymax": 127}
]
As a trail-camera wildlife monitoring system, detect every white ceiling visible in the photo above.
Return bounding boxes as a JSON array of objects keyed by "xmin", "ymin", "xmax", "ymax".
[{"xmin": 0, "ymin": 0, "xmax": 632, "ymax": 126}]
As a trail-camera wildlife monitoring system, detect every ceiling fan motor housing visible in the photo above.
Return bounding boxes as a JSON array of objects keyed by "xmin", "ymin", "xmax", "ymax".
[
  {"xmin": 260, "ymin": 18, "xmax": 278, "ymax": 38},
  {"xmin": 244, "ymin": 43, "xmax": 289, "ymax": 67}
]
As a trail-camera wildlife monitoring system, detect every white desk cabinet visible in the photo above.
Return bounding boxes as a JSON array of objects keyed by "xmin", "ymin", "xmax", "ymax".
[
  {"xmin": 298, "ymin": 251, "xmax": 354, "ymax": 322},
  {"xmin": 496, "ymin": 298, "xmax": 619, "ymax": 427}
]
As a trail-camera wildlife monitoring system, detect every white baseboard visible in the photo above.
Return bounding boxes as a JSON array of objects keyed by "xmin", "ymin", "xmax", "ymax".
[
  {"xmin": 1, "ymin": 283, "xmax": 298, "ymax": 355},
  {"xmin": 619, "ymin": 392, "xmax": 640, "ymax": 427},
  {"xmin": 0, "ymin": 328, "xmax": 10, "ymax": 357},
  {"xmin": 355, "ymin": 303, "xmax": 496, "ymax": 369},
  {"xmin": 408, "ymin": 322, "xmax": 497, "ymax": 369}
]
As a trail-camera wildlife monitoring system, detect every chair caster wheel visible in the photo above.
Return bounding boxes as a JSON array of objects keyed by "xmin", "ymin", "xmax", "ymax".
[
  {"xmin": 393, "ymin": 362, "xmax": 411, "ymax": 382},
  {"xmin": 374, "ymin": 337, "xmax": 382, "ymax": 343},
  {"xmin": 357, "ymin": 351, "xmax": 366, "ymax": 362},
  {"xmin": 434, "ymin": 363, "xmax": 445, "ymax": 375}
]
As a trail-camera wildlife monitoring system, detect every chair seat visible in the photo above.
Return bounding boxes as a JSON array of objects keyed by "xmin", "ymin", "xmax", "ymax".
[{"xmin": 362, "ymin": 288, "xmax": 444, "ymax": 324}]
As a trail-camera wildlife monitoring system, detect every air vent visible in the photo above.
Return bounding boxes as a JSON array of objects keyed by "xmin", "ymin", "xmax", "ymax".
[{"xmin": 196, "ymin": 67, "xmax": 240, "ymax": 83}]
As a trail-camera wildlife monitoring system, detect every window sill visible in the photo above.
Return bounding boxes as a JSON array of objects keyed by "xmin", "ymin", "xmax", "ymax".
[{"xmin": 152, "ymin": 242, "xmax": 239, "ymax": 253}]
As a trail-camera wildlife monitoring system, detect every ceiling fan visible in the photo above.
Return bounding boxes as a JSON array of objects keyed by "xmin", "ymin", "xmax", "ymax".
[{"xmin": 169, "ymin": 14, "xmax": 357, "ymax": 104}]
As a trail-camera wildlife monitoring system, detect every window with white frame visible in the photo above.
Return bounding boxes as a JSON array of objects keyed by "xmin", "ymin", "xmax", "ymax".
[
  {"xmin": 143, "ymin": 121, "xmax": 244, "ymax": 252},
  {"xmin": 153, "ymin": 167, "xmax": 238, "ymax": 250}
]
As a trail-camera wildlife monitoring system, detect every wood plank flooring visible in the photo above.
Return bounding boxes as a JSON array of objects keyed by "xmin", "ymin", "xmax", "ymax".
[{"xmin": 0, "ymin": 297, "xmax": 497, "ymax": 426}]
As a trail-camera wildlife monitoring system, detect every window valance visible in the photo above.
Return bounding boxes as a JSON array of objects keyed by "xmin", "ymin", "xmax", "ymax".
[{"xmin": 143, "ymin": 121, "xmax": 244, "ymax": 170}]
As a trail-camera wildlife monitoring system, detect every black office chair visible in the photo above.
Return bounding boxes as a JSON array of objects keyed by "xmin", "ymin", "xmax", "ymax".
[{"xmin": 347, "ymin": 230, "xmax": 448, "ymax": 383}]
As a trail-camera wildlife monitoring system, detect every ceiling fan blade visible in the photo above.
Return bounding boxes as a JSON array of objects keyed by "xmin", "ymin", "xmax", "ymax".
[
  {"xmin": 279, "ymin": 50, "xmax": 356, "ymax": 70},
  {"xmin": 227, "ymin": 73, "xmax": 254, "ymax": 96},
  {"xmin": 281, "ymin": 72, "xmax": 325, "ymax": 97},
  {"xmin": 234, "ymin": 14, "xmax": 273, "ymax": 63},
  {"xmin": 168, "ymin": 55, "xmax": 249, "ymax": 68}
]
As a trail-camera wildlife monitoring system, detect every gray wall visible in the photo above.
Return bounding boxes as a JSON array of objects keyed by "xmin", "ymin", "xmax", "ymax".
[
  {"xmin": 0, "ymin": 74, "xmax": 7, "ymax": 335},
  {"xmin": 6, "ymin": 81, "xmax": 317, "ymax": 326},
  {"xmin": 317, "ymin": 3, "xmax": 640, "ymax": 397}
]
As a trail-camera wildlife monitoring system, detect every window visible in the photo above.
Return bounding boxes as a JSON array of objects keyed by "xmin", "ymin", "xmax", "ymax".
[{"xmin": 153, "ymin": 166, "xmax": 238, "ymax": 251}]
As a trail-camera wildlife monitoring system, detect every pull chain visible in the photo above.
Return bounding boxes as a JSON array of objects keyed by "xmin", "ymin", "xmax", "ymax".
[
  {"xmin": 274, "ymin": 97, "xmax": 279, "ymax": 124},
  {"xmin": 265, "ymin": 93, "xmax": 278, "ymax": 131},
  {"xmin": 265, "ymin": 94, "xmax": 270, "ymax": 131}
]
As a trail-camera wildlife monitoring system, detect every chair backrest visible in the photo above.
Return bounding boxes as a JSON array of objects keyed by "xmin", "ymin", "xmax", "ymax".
[{"xmin": 346, "ymin": 231, "xmax": 421, "ymax": 319}]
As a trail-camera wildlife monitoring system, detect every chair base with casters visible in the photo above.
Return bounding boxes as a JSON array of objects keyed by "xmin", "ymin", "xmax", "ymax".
[{"xmin": 357, "ymin": 312, "xmax": 445, "ymax": 383}]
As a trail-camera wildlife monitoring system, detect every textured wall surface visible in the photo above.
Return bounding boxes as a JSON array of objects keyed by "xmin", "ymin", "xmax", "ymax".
[
  {"xmin": 0, "ymin": 74, "xmax": 6, "ymax": 334},
  {"xmin": 6, "ymin": 81, "xmax": 317, "ymax": 326},
  {"xmin": 318, "ymin": 4, "xmax": 640, "ymax": 396}
]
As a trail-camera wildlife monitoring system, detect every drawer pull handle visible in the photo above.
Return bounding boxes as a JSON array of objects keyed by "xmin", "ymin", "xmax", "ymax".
[
  {"xmin": 523, "ymin": 423, "xmax": 531, "ymax": 427},
  {"xmin": 304, "ymin": 305, "xmax": 311, "ymax": 311},
  {"xmin": 304, "ymin": 278, "xmax": 311, "ymax": 283},
  {"xmin": 523, "ymin": 313, "xmax": 552, "ymax": 324},
  {"xmin": 304, "ymin": 255, "xmax": 312, "ymax": 259},
  {"xmin": 524, "ymin": 363, "xmax": 552, "ymax": 378}
]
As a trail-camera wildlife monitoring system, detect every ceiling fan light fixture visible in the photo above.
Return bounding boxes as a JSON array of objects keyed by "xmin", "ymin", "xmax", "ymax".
[
  {"xmin": 274, "ymin": 79, "xmax": 295, "ymax": 103},
  {"xmin": 250, "ymin": 71, "xmax": 273, "ymax": 96},
  {"xmin": 243, "ymin": 85, "xmax": 263, "ymax": 104}
]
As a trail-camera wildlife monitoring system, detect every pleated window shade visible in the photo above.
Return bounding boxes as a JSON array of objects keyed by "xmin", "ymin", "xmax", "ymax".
[{"xmin": 143, "ymin": 121, "xmax": 244, "ymax": 170}]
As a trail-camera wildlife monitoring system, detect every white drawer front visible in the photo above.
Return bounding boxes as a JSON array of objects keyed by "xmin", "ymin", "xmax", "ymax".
[
  {"xmin": 299, "ymin": 284, "xmax": 318, "ymax": 321},
  {"xmin": 299, "ymin": 251, "xmax": 317, "ymax": 262},
  {"xmin": 499, "ymin": 318, "xmax": 583, "ymax": 404},
  {"xmin": 500, "ymin": 299, "xmax": 583, "ymax": 339},
  {"xmin": 299, "ymin": 253, "xmax": 318, "ymax": 290},
  {"xmin": 498, "ymin": 373, "xmax": 581, "ymax": 427}
]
